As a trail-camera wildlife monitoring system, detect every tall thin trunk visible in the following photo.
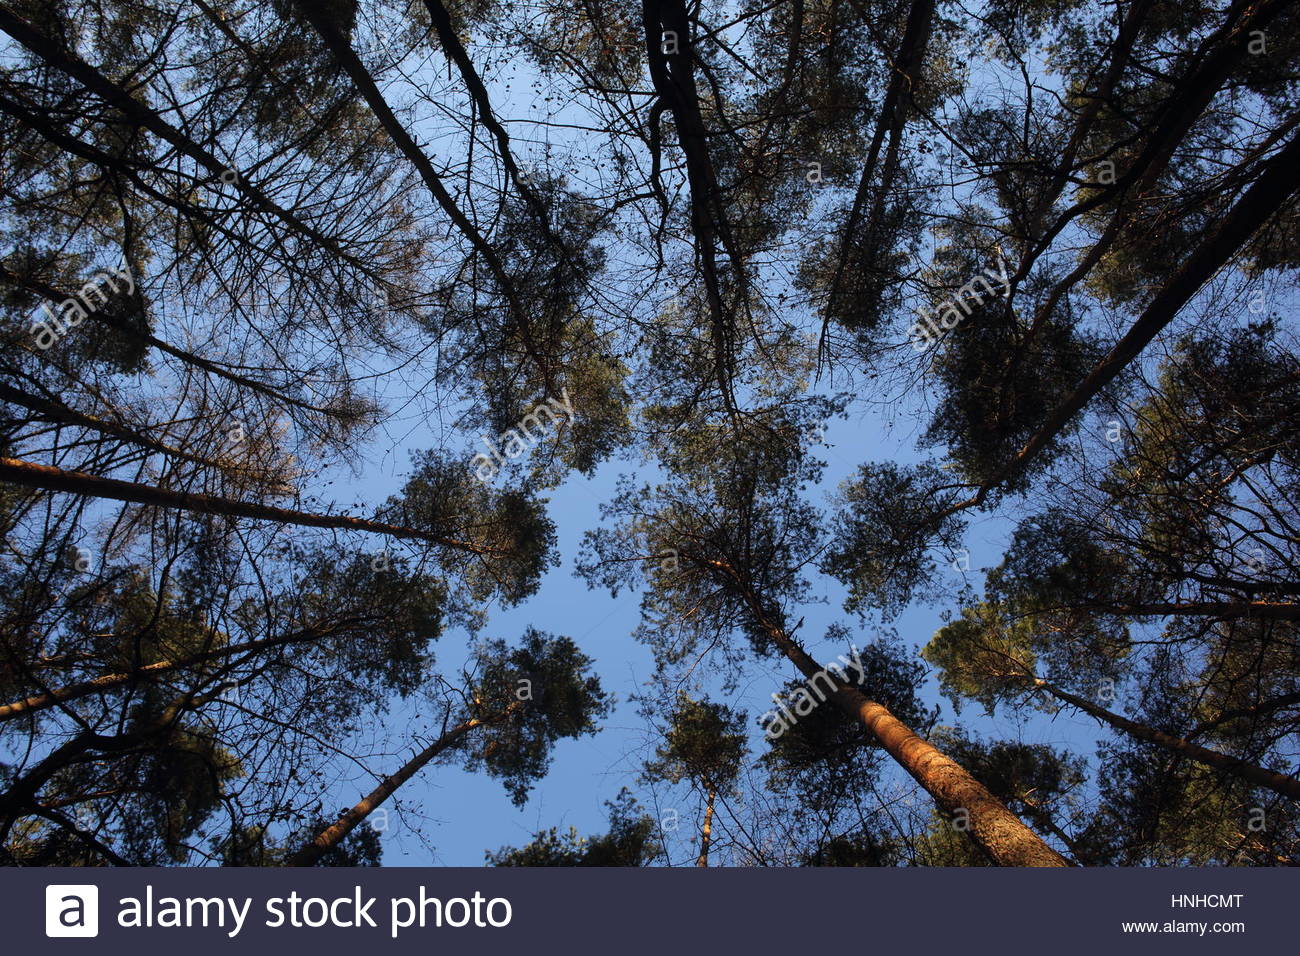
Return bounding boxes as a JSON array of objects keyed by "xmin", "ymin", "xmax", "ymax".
[
  {"xmin": 696, "ymin": 788, "xmax": 715, "ymax": 867},
  {"xmin": 0, "ymin": 621, "xmax": 350, "ymax": 722},
  {"xmin": 826, "ymin": 0, "xmax": 935, "ymax": 321},
  {"xmin": 1089, "ymin": 600, "xmax": 1300, "ymax": 622},
  {"xmin": 288, "ymin": 0, "xmax": 556, "ymax": 394},
  {"xmin": 1034, "ymin": 679, "xmax": 1300, "ymax": 800},
  {"xmin": 288, "ymin": 0, "xmax": 513, "ymax": 297},
  {"xmin": 0, "ymin": 381, "xmax": 265, "ymax": 479},
  {"xmin": 1005, "ymin": 0, "xmax": 1279, "ymax": 314},
  {"xmin": 642, "ymin": 0, "xmax": 744, "ymax": 413},
  {"xmin": 941, "ymin": 124, "xmax": 1300, "ymax": 519},
  {"xmin": 286, "ymin": 702, "xmax": 521, "ymax": 867},
  {"xmin": 0, "ymin": 456, "xmax": 494, "ymax": 556},
  {"xmin": 418, "ymin": 0, "xmax": 548, "ymax": 224}
]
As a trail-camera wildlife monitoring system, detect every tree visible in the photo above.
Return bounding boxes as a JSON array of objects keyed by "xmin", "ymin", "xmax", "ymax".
[
  {"xmin": 288, "ymin": 628, "xmax": 608, "ymax": 865},
  {"xmin": 3, "ymin": 0, "xmax": 1298, "ymax": 868},
  {"xmin": 642, "ymin": 695, "xmax": 746, "ymax": 865}
]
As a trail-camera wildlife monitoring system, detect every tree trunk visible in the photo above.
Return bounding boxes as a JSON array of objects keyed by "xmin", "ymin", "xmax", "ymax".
[
  {"xmin": 286, "ymin": 703, "xmax": 521, "ymax": 867},
  {"xmin": 943, "ymin": 124, "xmax": 1300, "ymax": 517},
  {"xmin": 767, "ymin": 625, "xmax": 1068, "ymax": 866},
  {"xmin": 1033, "ymin": 679, "xmax": 1300, "ymax": 800},
  {"xmin": 828, "ymin": 0, "xmax": 935, "ymax": 318},
  {"xmin": 0, "ymin": 455, "xmax": 491, "ymax": 555},
  {"xmin": 0, "ymin": 381, "xmax": 266, "ymax": 479},
  {"xmin": 0, "ymin": 622, "xmax": 348, "ymax": 722},
  {"xmin": 642, "ymin": 0, "xmax": 745, "ymax": 413},
  {"xmin": 696, "ymin": 788, "xmax": 715, "ymax": 867},
  {"xmin": 1093, "ymin": 600, "xmax": 1300, "ymax": 622},
  {"xmin": 706, "ymin": 556, "xmax": 1068, "ymax": 866},
  {"xmin": 287, "ymin": 0, "xmax": 556, "ymax": 389},
  {"xmin": 419, "ymin": 0, "xmax": 544, "ymax": 220}
]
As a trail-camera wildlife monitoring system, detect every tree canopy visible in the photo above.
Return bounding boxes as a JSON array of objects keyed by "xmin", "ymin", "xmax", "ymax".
[{"xmin": 1, "ymin": 0, "xmax": 1297, "ymax": 867}]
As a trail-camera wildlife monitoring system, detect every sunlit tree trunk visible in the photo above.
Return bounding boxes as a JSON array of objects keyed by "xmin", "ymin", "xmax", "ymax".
[
  {"xmin": 706, "ymin": 553, "xmax": 1068, "ymax": 866},
  {"xmin": 740, "ymin": 587, "xmax": 1067, "ymax": 866},
  {"xmin": 696, "ymin": 788, "xmax": 715, "ymax": 867},
  {"xmin": 287, "ymin": 702, "xmax": 522, "ymax": 867}
]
